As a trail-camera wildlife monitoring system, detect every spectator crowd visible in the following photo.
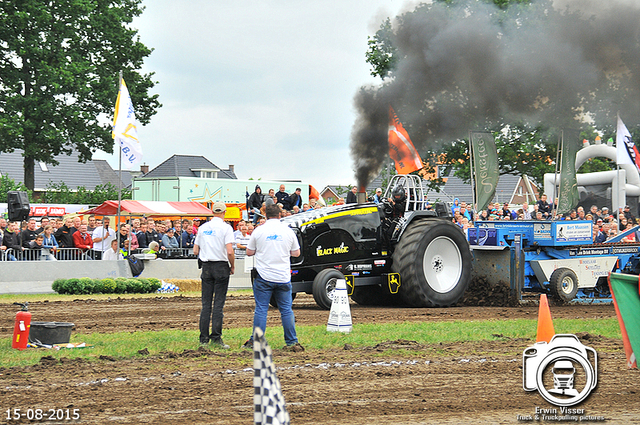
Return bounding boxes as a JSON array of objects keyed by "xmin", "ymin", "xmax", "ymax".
[
  {"xmin": 3, "ymin": 185, "xmax": 638, "ymax": 261},
  {"xmin": 0, "ymin": 185, "xmax": 325, "ymax": 261},
  {"xmin": 0, "ymin": 214, "xmax": 203, "ymax": 261},
  {"xmin": 449, "ymin": 194, "xmax": 640, "ymax": 243}
]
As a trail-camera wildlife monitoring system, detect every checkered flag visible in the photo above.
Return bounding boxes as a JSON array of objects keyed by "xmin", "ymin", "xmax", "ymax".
[{"xmin": 253, "ymin": 327, "xmax": 290, "ymax": 425}]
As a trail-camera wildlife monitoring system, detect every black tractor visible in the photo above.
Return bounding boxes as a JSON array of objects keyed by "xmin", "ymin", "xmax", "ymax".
[{"xmin": 281, "ymin": 175, "xmax": 472, "ymax": 309}]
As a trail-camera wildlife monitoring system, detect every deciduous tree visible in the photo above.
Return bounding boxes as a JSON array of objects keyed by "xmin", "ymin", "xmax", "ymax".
[{"xmin": 0, "ymin": 0, "xmax": 160, "ymax": 191}]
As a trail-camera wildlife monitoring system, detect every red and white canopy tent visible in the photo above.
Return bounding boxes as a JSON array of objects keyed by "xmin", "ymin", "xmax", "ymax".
[{"xmin": 83, "ymin": 200, "xmax": 213, "ymax": 218}]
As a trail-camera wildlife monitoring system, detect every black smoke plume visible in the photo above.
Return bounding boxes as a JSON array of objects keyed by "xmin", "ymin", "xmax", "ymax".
[{"xmin": 351, "ymin": 0, "xmax": 640, "ymax": 188}]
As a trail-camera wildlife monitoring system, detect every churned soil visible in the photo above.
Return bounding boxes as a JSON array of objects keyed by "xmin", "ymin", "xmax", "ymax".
[{"xmin": 0, "ymin": 295, "xmax": 637, "ymax": 424}]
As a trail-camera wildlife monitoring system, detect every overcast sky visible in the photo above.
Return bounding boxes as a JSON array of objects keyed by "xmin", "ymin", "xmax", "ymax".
[{"xmin": 95, "ymin": 0, "xmax": 410, "ymax": 190}]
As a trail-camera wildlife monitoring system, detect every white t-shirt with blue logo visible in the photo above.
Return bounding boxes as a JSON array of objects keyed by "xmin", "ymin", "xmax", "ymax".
[
  {"xmin": 194, "ymin": 217, "xmax": 235, "ymax": 262},
  {"xmin": 247, "ymin": 218, "xmax": 300, "ymax": 283}
]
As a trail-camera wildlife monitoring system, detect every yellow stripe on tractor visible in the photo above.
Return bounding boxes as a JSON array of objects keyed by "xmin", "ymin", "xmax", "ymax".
[{"xmin": 301, "ymin": 206, "xmax": 378, "ymax": 227}]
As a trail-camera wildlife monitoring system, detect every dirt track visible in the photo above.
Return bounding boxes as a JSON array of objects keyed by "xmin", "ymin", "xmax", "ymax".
[
  {"xmin": 0, "ymin": 295, "xmax": 620, "ymax": 338},
  {"xmin": 1, "ymin": 296, "xmax": 638, "ymax": 424}
]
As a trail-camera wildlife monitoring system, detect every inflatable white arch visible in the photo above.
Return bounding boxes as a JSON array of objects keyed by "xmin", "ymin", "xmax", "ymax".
[{"xmin": 544, "ymin": 141, "xmax": 640, "ymax": 211}]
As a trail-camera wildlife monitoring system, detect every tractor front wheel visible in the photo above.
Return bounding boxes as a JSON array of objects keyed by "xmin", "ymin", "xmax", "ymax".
[{"xmin": 312, "ymin": 268, "xmax": 344, "ymax": 310}]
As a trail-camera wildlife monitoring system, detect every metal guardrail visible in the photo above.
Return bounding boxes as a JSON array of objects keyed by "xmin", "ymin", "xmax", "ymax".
[
  {"xmin": 162, "ymin": 248, "xmax": 192, "ymax": 257},
  {"xmin": 130, "ymin": 247, "xmax": 192, "ymax": 256},
  {"xmin": 0, "ymin": 248, "xmax": 93, "ymax": 261},
  {"xmin": 0, "ymin": 247, "xmax": 194, "ymax": 261}
]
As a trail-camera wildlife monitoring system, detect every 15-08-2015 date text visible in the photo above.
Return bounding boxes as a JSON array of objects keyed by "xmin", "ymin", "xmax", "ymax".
[{"xmin": 5, "ymin": 408, "xmax": 80, "ymax": 421}]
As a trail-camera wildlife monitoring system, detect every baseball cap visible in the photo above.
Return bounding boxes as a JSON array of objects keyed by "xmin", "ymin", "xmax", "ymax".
[
  {"xmin": 193, "ymin": 217, "xmax": 200, "ymax": 221},
  {"xmin": 212, "ymin": 202, "xmax": 226, "ymax": 213}
]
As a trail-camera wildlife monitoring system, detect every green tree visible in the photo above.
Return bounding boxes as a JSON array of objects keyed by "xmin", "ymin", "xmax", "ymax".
[
  {"xmin": 437, "ymin": 125, "xmax": 619, "ymax": 188},
  {"xmin": 0, "ymin": 1, "xmax": 160, "ymax": 191},
  {"xmin": 41, "ymin": 181, "xmax": 130, "ymax": 204},
  {"xmin": 365, "ymin": 18, "xmax": 397, "ymax": 80},
  {"xmin": 41, "ymin": 182, "xmax": 76, "ymax": 204},
  {"xmin": 0, "ymin": 174, "xmax": 31, "ymax": 203},
  {"xmin": 436, "ymin": 124, "xmax": 557, "ymax": 187},
  {"xmin": 332, "ymin": 185, "xmax": 349, "ymax": 198},
  {"xmin": 91, "ymin": 182, "xmax": 131, "ymax": 204}
]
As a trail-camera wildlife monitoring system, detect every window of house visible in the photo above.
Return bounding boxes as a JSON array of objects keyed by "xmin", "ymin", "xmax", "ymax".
[{"xmin": 192, "ymin": 168, "xmax": 219, "ymax": 178}]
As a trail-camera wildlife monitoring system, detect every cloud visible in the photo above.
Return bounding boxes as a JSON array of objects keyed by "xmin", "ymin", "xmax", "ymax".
[{"xmin": 96, "ymin": 0, "xmax": 408, "ymax": 190}]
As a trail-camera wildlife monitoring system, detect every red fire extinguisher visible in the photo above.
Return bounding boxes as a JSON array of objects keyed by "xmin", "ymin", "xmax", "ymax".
[{"xmin": 12, "ymin": 302, "xmax": 31, "ymax": 351}]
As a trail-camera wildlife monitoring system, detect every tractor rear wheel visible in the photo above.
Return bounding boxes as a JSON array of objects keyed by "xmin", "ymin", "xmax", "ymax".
[
  {"xmin": 392, "ymin": 219, "xmax": 471, "ymax": 307},
  {"xmin": 549, "ymin": 267, "xmax": 578, "ymax": 303}
]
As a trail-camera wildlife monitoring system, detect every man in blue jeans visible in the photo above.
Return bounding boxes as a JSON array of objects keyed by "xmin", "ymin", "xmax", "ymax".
[{"xmin": 245, "ymin": 203, "xmax": 303, "ymax": 351}]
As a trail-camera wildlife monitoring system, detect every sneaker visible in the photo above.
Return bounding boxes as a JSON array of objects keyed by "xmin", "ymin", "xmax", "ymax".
[
  {"xmin": 211, "ymin": 339, "xmax": 230, "ymax": 350},
  {"xmin": 282, "ymin": 343, "xmax": 305, "ymax": 352},
  {"xmin": 241, "ymin": 339, "xmax": 253, "ymax": 350}
]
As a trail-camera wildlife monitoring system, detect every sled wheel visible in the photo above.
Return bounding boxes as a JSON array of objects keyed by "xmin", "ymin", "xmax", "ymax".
[
  {"xmin": 549, "ymin": 268, "xmax": 578, "ymax": 303},
  {"xmin": 392, "ymin": 219, "xmax": 472, "ymax": 307}
]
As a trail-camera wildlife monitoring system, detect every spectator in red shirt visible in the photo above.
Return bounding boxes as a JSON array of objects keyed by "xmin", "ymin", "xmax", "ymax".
[{"xmin": 73, "ymin": 223, "xmax": 93, "ymax": 253}]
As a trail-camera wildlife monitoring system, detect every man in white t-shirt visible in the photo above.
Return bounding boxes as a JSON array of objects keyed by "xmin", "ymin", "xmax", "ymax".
[
  {"xmin": 92, "ymin": 216, "xmax": 115, "ymax": 260},
  {"xmin": 194, "ymin": 202, "xmax": 235, "ymax": 349},
  {"xmin": 102, "ymin": 239, "xmax": 123, "ymax": 261},
  {"xmin": 245, "ymin": 203, "xmax": 302, "ymax": 350}
]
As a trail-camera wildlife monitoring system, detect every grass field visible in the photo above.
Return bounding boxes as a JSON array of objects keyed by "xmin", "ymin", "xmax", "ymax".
[
  {"xmin": 0, "ymin": 290, "xmax": 251, "ymax": 304},
  {"xmin": 0, "ymin": 318, "xmax": 621, "ymax": 368}
]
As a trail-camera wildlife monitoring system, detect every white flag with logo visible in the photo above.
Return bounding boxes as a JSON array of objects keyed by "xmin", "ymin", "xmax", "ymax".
[
  {"xmin": 616, "ymin": 114, "xmax": 640, "ymax": 172},
  {"xmin": 112, "ymin": 78, "xmax": 143, "ymax": 169}
]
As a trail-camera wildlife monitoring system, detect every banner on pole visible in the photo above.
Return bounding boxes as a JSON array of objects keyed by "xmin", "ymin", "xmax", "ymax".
[
  {"xmin": 557, "ymin": 129, "xmax": 581, "ymax": 215},
  {"xmin": 388, "ymin": 107, "xmax": 423, "ymax": 174},
  {"xmin": 608, "ymin": 273, "xmax": 639, "ymax": 369},
  {"xmin": 470, "ymin": 131, "xmax": 499, "ymax": 212}
]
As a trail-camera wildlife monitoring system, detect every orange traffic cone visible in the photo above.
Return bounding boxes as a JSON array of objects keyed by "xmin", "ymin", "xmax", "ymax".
[{"xmin": 536, "ymin": 294, "xmax": 555, "ymax": 343}]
